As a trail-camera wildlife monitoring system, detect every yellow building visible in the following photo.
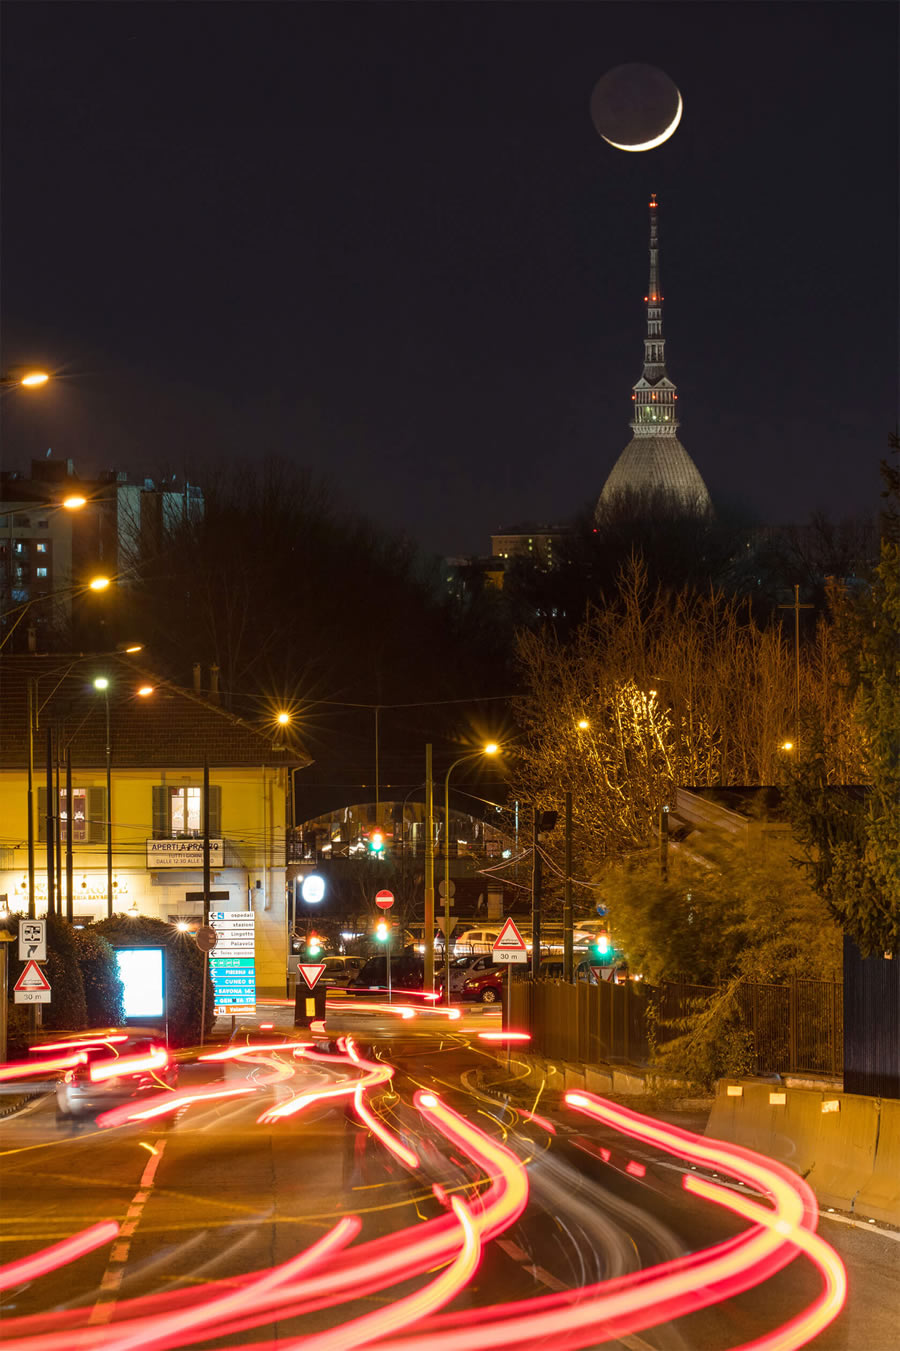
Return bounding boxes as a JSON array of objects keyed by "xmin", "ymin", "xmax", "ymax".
[{"xmin": 0, "ymin": 655, "xmax": 308, "ymax": 997}]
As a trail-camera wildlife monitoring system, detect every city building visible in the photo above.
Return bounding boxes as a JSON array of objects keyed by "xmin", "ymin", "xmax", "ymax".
[
  {"xmin": 0, "ymin": 655, "xmax": 307, "ymax": 996},
  {"xmin": 0, "ymin": 458, "xmax": 203, "ymax": 651},
  {"xmin": 489, "ymin": 522, "xmax": 572, "ymax": 569},
  {"xmin": 597, "ymin": 194, "xmax": 712, "ymax": 516}
]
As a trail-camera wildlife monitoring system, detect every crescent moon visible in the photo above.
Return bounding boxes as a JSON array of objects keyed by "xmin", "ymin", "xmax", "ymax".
[{"xmin": 602, "ymin": 89, "xmax": 683, "ymax": 153}]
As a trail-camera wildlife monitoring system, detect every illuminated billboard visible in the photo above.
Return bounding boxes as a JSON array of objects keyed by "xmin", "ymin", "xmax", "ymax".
[{"xmin": 115, "ymin": 947, "xmax": 165, "ymax": 1019}]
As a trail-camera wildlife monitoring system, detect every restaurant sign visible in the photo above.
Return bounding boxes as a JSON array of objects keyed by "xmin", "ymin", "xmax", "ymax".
[{"xmin": 146, "ymin": 839, "xmax": 224, "ymax": 868}]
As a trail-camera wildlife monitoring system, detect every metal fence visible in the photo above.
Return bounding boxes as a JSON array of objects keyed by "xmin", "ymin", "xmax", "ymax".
[{"xmin": 509, "ymin": 975, "xmax": 843, "ymax": 1077}]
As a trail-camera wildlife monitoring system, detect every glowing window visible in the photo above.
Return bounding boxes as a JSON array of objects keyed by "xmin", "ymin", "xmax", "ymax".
[
  {"xmin": 170, "ymin": 786, "xmax": 202, "ymax": 837},
  {"xmin": 59, "ymin": 787, "xmax": 88, "ymax": 843}
]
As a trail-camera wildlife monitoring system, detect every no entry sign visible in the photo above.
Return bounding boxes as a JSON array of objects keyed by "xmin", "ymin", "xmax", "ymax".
[{"xmin": 374, "ymin": 890, "xmax": 395, "ymax": 910}]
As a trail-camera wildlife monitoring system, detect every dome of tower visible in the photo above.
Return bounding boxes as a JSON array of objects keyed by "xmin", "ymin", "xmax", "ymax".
[{"xmin": 598, "ymin": 434, "xmax": 712, "ymax": 514}]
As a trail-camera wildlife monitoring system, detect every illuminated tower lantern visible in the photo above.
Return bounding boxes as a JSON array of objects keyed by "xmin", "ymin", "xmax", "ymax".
[{"xmin": 597, "ymin": 194, "xmax": 712, "ymax": 515}]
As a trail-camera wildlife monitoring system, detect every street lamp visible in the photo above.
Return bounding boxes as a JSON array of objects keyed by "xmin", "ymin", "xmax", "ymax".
[
  {"xmin": 0, "ymin": 370, "xmax": 51, "ymax": 390},
  {"xmin": 442, "ymin": 743, "xmax": 500, "ymax": 1004},
  {"xmin": 0, "ymin": 574, "xmax": 112, "ymax": 653},
  {"xmin": 93, "ymin": 676, "xmax": 114, "ymax": 919}
]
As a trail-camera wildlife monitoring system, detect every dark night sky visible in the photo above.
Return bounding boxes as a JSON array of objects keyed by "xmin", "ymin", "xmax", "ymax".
[{"xmin": 2, "ymin": 3, "xmax": 897, "ymax": 556}]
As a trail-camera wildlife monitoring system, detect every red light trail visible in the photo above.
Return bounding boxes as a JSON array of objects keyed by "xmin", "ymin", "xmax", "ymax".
[{"xmin": 0, "ymin": 1047, "xmax": 845, "ymax": 1351}]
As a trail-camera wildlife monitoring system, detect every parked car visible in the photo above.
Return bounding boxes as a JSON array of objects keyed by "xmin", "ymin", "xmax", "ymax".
[
  {"xmin": 348, "ymin": 949, "xmax": 443, "ymax": 997},
  {"xmin": 447, "ymin": 953, "xmax": 500, "ymax": 995},
  {"xmin": 56, "ymin": 1037, "xmax": 178, "ymax": 1120},
  {"xmin": 318, "ymin": 955, "xmax": 365, "ymax": 986},
  {"xmin": 454, "ymin": 927, "xmax": 502, "ymax": 953},
  {"xmin": 461, "ymin": 965, "xmax": 505, "ymax": 1004}
]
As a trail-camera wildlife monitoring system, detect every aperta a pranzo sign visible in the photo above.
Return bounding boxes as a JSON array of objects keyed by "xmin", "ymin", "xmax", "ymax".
[{"xmin": 146, "ymin": 839, "xmax": 224, "ymax": 868}]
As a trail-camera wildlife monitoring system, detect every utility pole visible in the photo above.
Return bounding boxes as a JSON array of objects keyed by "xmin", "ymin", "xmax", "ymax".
[
  {"xmin": 374, "ymin": 706, "xmax": 380, "ymax": 829},
  {"xmin": 424, "ymin": 744, "xmax": 435, "ymax": 992},
  {"xmin": 54, "ymin": 731, "xmax": 62, "ymax": 910},
  {"xmin": 104, "ymin": 690, "xmax": 112, "ymax": 919},
  {"xmin": 779, "ymin": 584, "xmax": 814, "ymax": 750},
  {"xmin": 27, "ymin": 680, "xmax": 35, "ymax": 920},
  {"xmin": 531, "ymin": 809, "xmax": 542, "ymax": 979},
  {"xmin": 65, "ymin": 747, "xmax": 74, "ymax": 923},
  {"xmin": 563, "ymin": 792, "xmax": 573, "ymax": 983},
  {"xmin": 45, "ymin": 725, "xmax": 55, "ymax": 917},
  {"xmin": 203, "ymin": 758, "xmax": 211, "ymax": 925}
]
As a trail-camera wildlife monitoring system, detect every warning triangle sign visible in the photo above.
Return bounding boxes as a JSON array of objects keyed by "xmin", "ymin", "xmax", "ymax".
[
  {"xmin": 297, "ymin": 962, "xmax": 327, "ymax": 990},
  {"xmin": 14, "ymin": 959, "xmax": 51, "ymax": 992},
  {"xmin": 492, "ymin": 918, "xmax": 527, "ymax": 953}
]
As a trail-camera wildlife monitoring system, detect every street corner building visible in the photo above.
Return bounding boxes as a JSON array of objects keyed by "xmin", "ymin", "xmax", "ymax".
[
  {"xmin": 0, "ymin": 655, "xmax": 309, "ymax": 996},
  {"xmin": 597, "ymin": 194, "xmax": 712, "ymax": 515}
]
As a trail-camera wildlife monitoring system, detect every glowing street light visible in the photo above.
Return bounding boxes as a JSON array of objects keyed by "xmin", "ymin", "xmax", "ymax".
[
  {"xmin": 137, "ymin": 685, "xmax": 154, "ymax": 698},
  {"xmin": 89, "ymin": 576, "xmax": 111, "ymax": 592},
  {"xmin": 277, "ymin": 711, "xmax": 290, "ymax": 725},
  {"xmin": 62, "ymin": 495, "xmax": 87, "ymax": 510},
  {"xmin": 577, "ymin": 719, "xmax": 590, "ymax": 730},
  {"xmin": 19, "ymin": 371, "xmax": 50, "ymax": 388},
  {"xmin": 441, "ymin": 742, "xmax": 502, "ymax": 1002},
  {"xmin": 93, "ymin": 677, "xmax": 113, "ymax": 917}
]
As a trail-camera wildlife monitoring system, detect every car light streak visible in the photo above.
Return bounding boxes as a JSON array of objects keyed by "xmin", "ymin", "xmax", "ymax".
[
  {"xmin": 0, "ymin": 1222, "xmax": 119, "ymax": 1291},
  {"xmin": 0, "ymin": 1052, "xmax": 87, "ymax": 1081},
  {"xmin": 100, "ymin": 1217, "xmax": 361, "ymax": 1351},
  {"xmin": 96, "ymin": 1084, "xmax": 257, "ymax": 1128},
  {"xmin": 683, "ymin": 1175, "xmax": 847, "ymax": 1351},
  {"xmin": 28, "ymin": 1036, "xmax": 129, "ymax": 1053},
  {"xmin": 326, "ymin": 1001, "xmax": 417, "ymax": 1019},
  {"xmin": 477, "ymin": 1031, "xmax": 531, "ymax": 1042},
  {"xmin": 0, "ymin": 1058, "xmax": 844, "ymax": 1351},
  {"xmin": 89, "ymin": 1048, "xmax": 169, "ymax": 1082},
  {"xmin": 293, "ymin": 1198, "xmax": 480, "ymax": 1351},
  {"xmin": 199, "ymin": 1042, "xmax": 298, "ymax": 1061},
  {"xmin": 351, "ymin": 1083, "xmax": 419, "ymax": 1168}
]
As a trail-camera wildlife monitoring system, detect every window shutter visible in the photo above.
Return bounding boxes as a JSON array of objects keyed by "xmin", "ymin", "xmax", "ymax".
[
  {"xmin": 89, "ymin": 787, "xmax": 107, "ymax": 843},
  {"xmin": 208, "ymin": 785, "xmax": 222, "ymax": 838},
  {"xmin": 152, "ymin": 786, "xmax": 168, "ymax": 839},
  {"xmin": 37, "ymin": 787, "xmax": 48, "ymax": 843}
]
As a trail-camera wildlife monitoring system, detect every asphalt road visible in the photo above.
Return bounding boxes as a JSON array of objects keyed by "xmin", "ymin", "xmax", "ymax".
[{"xmin": 1, "ymin": 1017, "xmax": 897, "ymax": 1350}]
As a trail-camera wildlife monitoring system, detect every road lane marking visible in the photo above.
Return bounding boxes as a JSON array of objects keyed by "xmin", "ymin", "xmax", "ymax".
[{"xmin": 87, "ymin": 1136, "xmax": 168, "ymax": 1326}]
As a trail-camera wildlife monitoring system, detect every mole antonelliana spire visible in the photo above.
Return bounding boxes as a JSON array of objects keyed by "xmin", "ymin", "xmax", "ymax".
[{"xmin": 596, "ymin": 194, "xmax": 712, "ymax": 515}]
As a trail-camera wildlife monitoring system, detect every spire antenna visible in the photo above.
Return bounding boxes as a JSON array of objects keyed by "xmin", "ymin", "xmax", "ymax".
[{"xmin": 595, "ymin": 193, "xmax": 712, "ymax": 516}]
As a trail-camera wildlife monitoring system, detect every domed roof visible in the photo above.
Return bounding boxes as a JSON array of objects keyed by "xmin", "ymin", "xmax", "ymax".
[{"xmin": 598, "ymin": 435, "xmax": 712, "ymax": 514}]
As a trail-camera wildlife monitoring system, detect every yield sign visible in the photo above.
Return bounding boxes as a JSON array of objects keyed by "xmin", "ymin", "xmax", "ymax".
[
  {"xmin": 14, "ymin": 959, "xmax": 51, "ymax": 993},
  {"xmin": 297, "ymin": 962, "xmax": 327, "ymax": 990},
  {"xmin": 492, "ymin": 918, "xmax": 528, "ymax": 964}
]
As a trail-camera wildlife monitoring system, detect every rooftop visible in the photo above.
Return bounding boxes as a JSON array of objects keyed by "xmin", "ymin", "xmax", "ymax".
[{"xmin": 0, "ymin": 655, "xmax": 310, "ymax": 771}]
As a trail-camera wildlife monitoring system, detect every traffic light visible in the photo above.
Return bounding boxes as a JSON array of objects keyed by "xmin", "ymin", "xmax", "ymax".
[
  {"xmin": 368, "ymin": 828, "xmax": 385, "ymax": 857},
  {"xmin": 306, "ymin": 933, "xmax": 322, "ymax": 957},
  {"xmin": 592, "ymin": 931, "xmax": 610, "ymax": 959},
  {"xmin": 375, "ymin": 919, "xmax": 389, "ymax": 942}
]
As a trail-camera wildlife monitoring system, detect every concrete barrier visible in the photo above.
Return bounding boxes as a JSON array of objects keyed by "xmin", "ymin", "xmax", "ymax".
[
  {"xmin": 856, "ymin": 1098, "xmax": 900, "ymax": 1225},
  {"xmin": 810, "ymin": 1093, "xmax": 880, "ymax": 1212},
  {"xmin": 708, "ymin": 1079, "xmax": 895, "ymax": 1222}
]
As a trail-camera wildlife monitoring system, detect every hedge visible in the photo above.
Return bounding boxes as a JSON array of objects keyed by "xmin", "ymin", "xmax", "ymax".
[{"xmin": 94, "ymin": 914, "xmax": 215, "ymax": 1046}]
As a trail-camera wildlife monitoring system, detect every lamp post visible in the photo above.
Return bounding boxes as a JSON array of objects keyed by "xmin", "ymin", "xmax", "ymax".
[
  {"xmin": 93, "ymin": 677, "xmax": 113, "ymax": 919},
  {"xmin": 0, "ymin": 573, "xmax": 111, "ymax": 654},
  {"xmin": 442, "ymin": 743, "xmax": 499, "ymax": 1004}
]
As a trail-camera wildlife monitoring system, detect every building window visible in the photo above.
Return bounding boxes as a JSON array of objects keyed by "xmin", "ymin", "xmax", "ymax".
[
  {"xmin": 60, "ymin": 788, "xmax": 89, "ymax": 842},
  {"xmin": 170, "ymin": 786, "xmax": 202, "ymax": 837},
  {"xmin": 14, "ymin": 542, "xmax": 25, "ymax": 554},
  {"xmin": 36, "ymin": 543, "xmax": 48, "ymax": 553},
  {"xmin": 36, "ymin": 567, "xmax": 48, "ymax": 578},
  {"xmin": 38, "ymin": 786, "xmax": 106, "ymax": 843},
  {"xmin": 152, "ymin": 783, "xmax": 221, "ymax": 838}
]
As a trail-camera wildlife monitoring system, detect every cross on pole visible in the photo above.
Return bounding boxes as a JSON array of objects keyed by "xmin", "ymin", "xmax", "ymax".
[{"xmin": 779, "ymin": 584, "xmax": 814, "ymax": 750}]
